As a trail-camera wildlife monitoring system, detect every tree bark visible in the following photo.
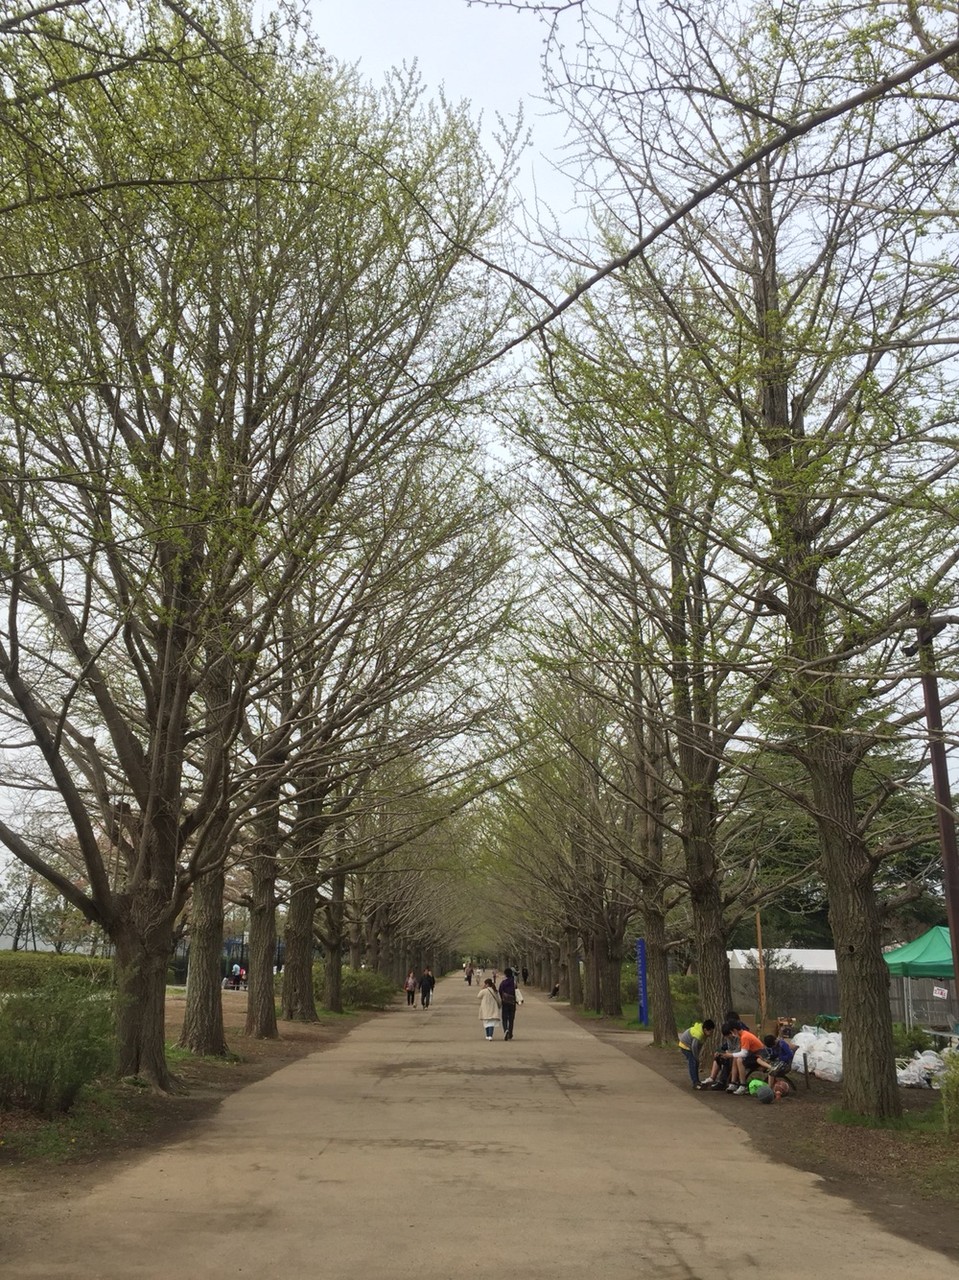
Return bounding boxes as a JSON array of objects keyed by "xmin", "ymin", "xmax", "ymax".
[
  {"xmin": 565, "ymin": 927, "xmax": 583, "ymax": 1005},
  {"xmin": 642, "ymin": 905, "xmax": 676, "ymax": 1046},
  {"xmin": 322, "ymin": 867, "xmax": 346, "ymax": 1013},
  {"xmin": 245, "ymin": 801, "xmax": 280, "ymax": 1039},
  {"xmin": 325, "ymin": 944, "xmax": 343, "ymax": 1012},
  {"xmin": 179, "ymin": 867, "xmax": 229, "ymax": 1056},
  {"xmin": 349, "ymin": 923, "xmax": 363, "ymax": 971},
  {"xmin": 282, "ymin": 871, "xmax": 318, "ymax": 1021},
  {"xmin": 810, "ymin": 746, "xmax": 901, "ymax": 1118},
  {"xmin": 114, "ymin": 922, "xmax": 175, "ymax": 1089},
  {"xmin": 582, "ymin": 933, "xmax": 601, "ymax": 1012},
  {"xmin": 599, "ymin": 942, "xmax": 624, "ymax": 1017}
]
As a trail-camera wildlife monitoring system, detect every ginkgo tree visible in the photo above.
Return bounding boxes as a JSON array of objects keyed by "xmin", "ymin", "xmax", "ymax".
[
  {"xmin": 525, "ymin": 0, "xmax": 959, "ymax": 1117},
  {"xmin": 0, "ymin": 2, "xmax": 518, "ymax": 1088}
]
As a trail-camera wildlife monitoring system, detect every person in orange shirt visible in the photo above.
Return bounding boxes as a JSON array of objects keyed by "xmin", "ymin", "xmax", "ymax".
[{"xmin": 727, "ymin": 1026, "xmax": 765, "ymax": 1094}]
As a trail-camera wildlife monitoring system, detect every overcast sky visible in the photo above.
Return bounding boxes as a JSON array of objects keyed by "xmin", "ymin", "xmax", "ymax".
[
  {"xmin": 312, "ymin": 0, "xmax": 549, "ymax": 124},
  {"xmin": 309, "ymin": 0, "xmax": 580, "ymax": 219}
]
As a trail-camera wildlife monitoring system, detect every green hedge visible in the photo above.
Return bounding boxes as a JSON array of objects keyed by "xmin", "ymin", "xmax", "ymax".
[
  {"xmin": 340, "ymin": 968, "xmax": 395, "ymax": 1009},
  {"xmin": 0, "ymin": 972, "xmax": 114, "ymax": 1113},
  {"xmin": 309, "ymin": 962, "xmax": 395, "ymax": 1010},
  {"xmin": 0, "ymin": 950, "xmax": 113, "ymax": 992}
]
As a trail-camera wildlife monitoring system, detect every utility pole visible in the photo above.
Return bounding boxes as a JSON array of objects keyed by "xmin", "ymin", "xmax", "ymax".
[
  {"xmin": 904, "ymin": 599, "xmax": 959, "ymax": 982},
  {"xmin": 755, "ymin": 909, "xmax": 767, "ymax": 1028}
]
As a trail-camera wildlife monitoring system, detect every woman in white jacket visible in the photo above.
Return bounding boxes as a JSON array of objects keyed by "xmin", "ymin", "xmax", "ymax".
[{"xmin": 477, "ymin": 979, "xmax": 501, "ymax": 1041}]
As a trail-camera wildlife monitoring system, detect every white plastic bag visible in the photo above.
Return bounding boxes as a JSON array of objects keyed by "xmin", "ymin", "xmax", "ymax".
[{"xmin": 897, "ymin": 1060, "xmax": 929, "ymax": 1087}]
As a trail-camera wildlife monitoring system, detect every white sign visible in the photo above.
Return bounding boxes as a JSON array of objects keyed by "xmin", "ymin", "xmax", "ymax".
[{"xmin": 933, "ymin": 986, "xmax": 949, "ymax": 999}]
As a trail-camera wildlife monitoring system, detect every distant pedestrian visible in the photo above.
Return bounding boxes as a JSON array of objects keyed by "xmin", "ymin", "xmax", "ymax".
[
  {"xmin": 231, "ymin": 961, "xmax": 241, "ymax": 990},
  {"xmin": 419, "ymin": 967, "xmax": 435, "ymax": 1009},
  {"xmin": 404, "ymin": 970, "xmax": 417, "ymax": 1006},
  {"xmin": 678, "ymin": 1018, "xmax": 716, "ymax": 1088},
  {"xmin": 465, "ymin": 964, "xmax": 474, "ymax": 986},
  {"xmin": 498, "ymin": 967, "xmax": 523, "ymax": 1041},
  {"xmin": 521, "ymin": 967, "xmax": 529, "ymax": 985},
  {"xmin": 477, "ymin": 978, "xmax": 501, "ymax": 1041}
]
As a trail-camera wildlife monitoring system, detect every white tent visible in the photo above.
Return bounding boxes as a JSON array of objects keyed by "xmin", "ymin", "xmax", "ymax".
[{"xmin": 727, "ymin": 948, "xmax": 837, "ymax": 972}]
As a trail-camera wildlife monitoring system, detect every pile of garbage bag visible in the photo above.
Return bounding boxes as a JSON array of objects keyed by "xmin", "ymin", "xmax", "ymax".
[
  {"xmin": 895, "ymin": 1048, "xmax": 954, "ymax": 1089},
  {"xmin": 790, "ymin": 1025, "xmax": 844, "ymax": 1083},
  {"xmin": 791, "ymin": 1026, "xmax": 957, "ymax": 1087}
]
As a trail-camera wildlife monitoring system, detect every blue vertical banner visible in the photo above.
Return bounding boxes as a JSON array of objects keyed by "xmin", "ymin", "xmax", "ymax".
[{"xmin": 636, "ymin": 938, "xmax": 648, "ymax": 1026}]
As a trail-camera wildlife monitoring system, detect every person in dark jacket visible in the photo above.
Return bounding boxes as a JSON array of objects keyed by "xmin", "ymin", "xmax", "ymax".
[
  {"xmin": 418, "ymin": 968, "xmax": 435, "ymax": 1009},
  {"xmin": 498, "ymin": 967, "xmax": 522, "ymax": 1040}
]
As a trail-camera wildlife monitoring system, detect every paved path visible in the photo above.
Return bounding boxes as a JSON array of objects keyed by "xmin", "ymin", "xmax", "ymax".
[{"xmin": 6, "ymin": 975, "xmax": 959, "ymax": 1279}]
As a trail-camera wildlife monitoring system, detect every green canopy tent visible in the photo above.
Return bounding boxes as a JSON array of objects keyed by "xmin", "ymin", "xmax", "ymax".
[{"xmin": 884, "ymin": 926, "xmax": 954, "ymax": 1027}]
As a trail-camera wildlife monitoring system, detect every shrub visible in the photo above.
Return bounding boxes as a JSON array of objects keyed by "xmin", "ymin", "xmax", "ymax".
[
  {"xmin": 309, "ymin": 961, "xmax": 394, "ymax": 1010},
  {"xmin": 670, "ymin": 974, "xmax": 703, "ymax": 1029},
  {"xmin": 892, "ymin": 1022, "xmax": 934, "ymax": 1056},
  {"xmin": 0, "ymin": 972, "xmax": 114, "ymax": 1114},
  {"xmin": 0, "ymin": 950, "xmax": 113, "ymax": 992},
  {"xmin": 618, "ymin": 967, "xmax": 703, "ymax": 1026},
  {"xmin": 340, "ymin": 968, "xmax": 395, "ymax": 1010},
  {"xmin": 941, "ymin": 1053, "xmax": 959, "ymax": 1136}
]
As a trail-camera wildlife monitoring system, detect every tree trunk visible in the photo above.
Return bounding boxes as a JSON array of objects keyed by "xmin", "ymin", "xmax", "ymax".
[
  {"xmin": 643, "ymin": 905, "xmax": 676, "ymax": 1046},
  {"xmin": 565, "ymin": 928, "xmax": 583, "ymax": 1004},
  {"xmin": 367, "ymin": 912, "xmax": 382, "ymax": 973},
  {"xmin": 325, "ymin": 943, "xmax": 343, "ymax": 1012},
  {"xmin": 179, "ymin": 867, "xmax": 229, "ymax": 1055},
  {"xmin": 681, "ymin": 777, "xmax": 732, "ymax": 1023},
  {"xmin": 349, "ymin": 923, "xmax": 363, "ymax": 971},
  {"xmin": 581, "ymin": 933, "xmax": 601, "ymax": 1012},
  {"xmin": 600, "ymin": 945, "xmax": 624, "ymax": 1017},
  {"xmin": 282, "ymin": 871, "xmax": 318, "ymax": 1021},
  {"xmin": 321, "ymin": 868, "xmax": 346, "ymax": 1013},
  {"xmin": 811, "ymin": 750, "xmax": 901, "ymax": 1118},
  {"xmin": 245, "ymin": 802, "xmax": 279, "ymax": 1039},
  {"xmin": 114, "ymin": 923, "xmax": 174, "ymax": 1089}
]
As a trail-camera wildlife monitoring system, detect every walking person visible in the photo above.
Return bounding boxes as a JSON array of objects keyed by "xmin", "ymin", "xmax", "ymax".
[
  {"xmin": 404, "ymin": 970, "xmax": 417, "ymax": 1006},
  {"xmin": 498, "ymin": 967, "xmax": 523, "ymax": 1040},
  {"xmin": 418, "ymin": 967, "xmax": 435, "ymax": 1009},
  {"xmin": 465, "ymin": 964, "xmax": 474, "ymax": 986},
  {"xmin": 477, "ymin": 978, "xmax": 501, "ymax": 1041}
]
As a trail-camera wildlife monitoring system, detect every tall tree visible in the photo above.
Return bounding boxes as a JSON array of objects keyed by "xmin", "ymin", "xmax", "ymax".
[
  {"xmin": 0, "ymin": 3, "xmax": 517, "ymax": 1085},
  {"xmin": 538, "ymin": 0, "xmax": 959, "ymax": 1116}
]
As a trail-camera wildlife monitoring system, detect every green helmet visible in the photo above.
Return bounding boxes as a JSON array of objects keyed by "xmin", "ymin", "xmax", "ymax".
[{"xmin": 748, "ymin": 1078, "xmax": 775, "ymax": 1103}]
